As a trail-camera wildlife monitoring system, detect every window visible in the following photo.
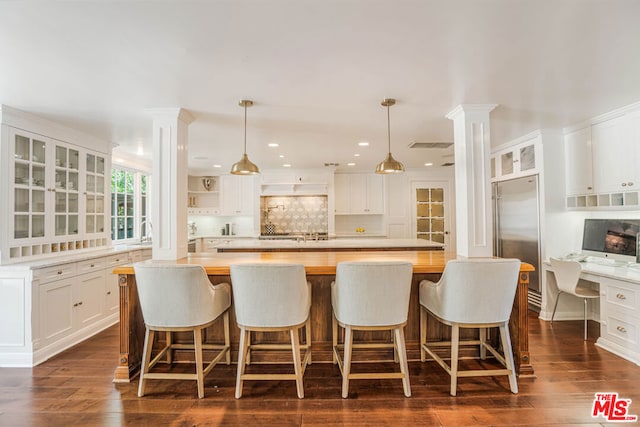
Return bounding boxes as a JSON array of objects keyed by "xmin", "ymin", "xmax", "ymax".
[{"xmin": 111, "ymin": 168, "xmax": 150, "ymax": 242}]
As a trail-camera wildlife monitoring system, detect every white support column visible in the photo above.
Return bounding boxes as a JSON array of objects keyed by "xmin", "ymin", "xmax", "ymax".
[
  {"xmin": 446, "ymin": 104, "xmax": 497, "ymax": 258},
  {"xmin": 148, "ymin": 108, "xmax": 194, "ymax": 260}
]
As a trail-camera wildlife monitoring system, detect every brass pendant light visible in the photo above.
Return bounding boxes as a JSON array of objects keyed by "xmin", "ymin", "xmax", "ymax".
[
  {"xmin": 230, "ymin": 99, "xmax": 260, "ymax": 175},
  {"xmin": 375, "ymin": 98, "xmax": 405, "ymax": 174}
]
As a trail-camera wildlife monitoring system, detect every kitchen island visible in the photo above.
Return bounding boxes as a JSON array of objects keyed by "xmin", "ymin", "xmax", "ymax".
[{"xmin": 113, "ymin": 251, "xmax": 534, "ymax": 383}]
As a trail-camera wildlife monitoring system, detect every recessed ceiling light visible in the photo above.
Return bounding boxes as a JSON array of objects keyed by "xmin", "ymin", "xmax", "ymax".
[
  {"xmin": 354, "ymin": 153, "xmax": 360, "ymax": 157},
  {"xmin": 283, "ymin": 163, "xmax": 291, "ymax": 167},
  {"xmin": 212, "ymin": 164, "xmax": 222, "ymax": 168},
  {"xmin": 268, "ymin": 143, "xmax": 279, "ymax": 147},
  {"xmin": 279, "ymin": 154, "xmax": 285, "ymax": 158},
  {"xmin": 347, "ymin": 162, "xmax": 356, "ymax": 166},
  {"xmin": 358, "ymin": 142, "xmax": 369, "ymax": 147},
  {"xmin": 424, "ymin": 162, "xmax": 433, "ymax": 166}
]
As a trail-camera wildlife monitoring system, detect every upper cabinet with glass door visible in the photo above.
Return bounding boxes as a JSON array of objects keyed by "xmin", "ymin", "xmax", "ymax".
[
  {"xmin": 5, "ymin": 128, "xmax": 109, "ymax": 262},
  {"xmin": 491, "ymin": 136, "xmax": 541, "ymax": 182},
  {"xmin": 85, "ymin": 153, "xmax": 106, "ymax": 236}
]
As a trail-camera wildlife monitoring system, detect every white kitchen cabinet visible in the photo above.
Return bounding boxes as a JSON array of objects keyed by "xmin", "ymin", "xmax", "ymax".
[
  {"xmin": 3, "ymin": 119, "xmax": 110, "ymax": 263},
  {"xmin": 564, "ymin": 127, "xmax": 594, "ymax": 196},
  {"xmin": 491, "ymin": 137, "xmax": 540, "ymax": 182},
  {"xmin": 592, "ymin": 115, "xmax": 627, "ymax": 193},
  {"xmin": 0, "ymin": 248, "xmax": 150, "ymax": 366},
  {"xmin": 334, "ymin": 174, "xmax": 384, "ymax": 214},
  {"xmin": 597, "ymin": 277, "xmax": 640, "ymax": 364},
  {"xmin": 220, "ymin": 174, "xmax": 255, "ymax": 216}
]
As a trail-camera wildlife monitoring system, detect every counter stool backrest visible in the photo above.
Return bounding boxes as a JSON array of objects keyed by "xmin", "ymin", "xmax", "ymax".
[
  {"xmin": 230, "ymin": 263, "xmax": 310, "ymax": 328},
  {"xmin": 333, "ymin": 261, "xmax": 413, "ymax": 326},
  {"xmin": 134, "ymin": 263, "xmax": 223, "ymax": 328},
  {"xmin": 428, "ymin": 259, "xmax": 521, "ymax": 324}
]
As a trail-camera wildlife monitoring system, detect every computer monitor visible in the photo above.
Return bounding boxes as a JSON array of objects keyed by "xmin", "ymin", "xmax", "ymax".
[{"xmin": 582, "ymin": 219, "xmax": 640, "ymax": 259}]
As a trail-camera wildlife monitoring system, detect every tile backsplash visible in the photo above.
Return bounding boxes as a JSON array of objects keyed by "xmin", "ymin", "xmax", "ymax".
[{"xmin": 260, "ymin": 196, "xmax": 328, "ymax": 234}]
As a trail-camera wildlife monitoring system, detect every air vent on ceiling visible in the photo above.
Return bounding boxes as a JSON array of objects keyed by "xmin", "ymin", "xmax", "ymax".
[
  {"xmin": 324, "ymin": 162, "xmax": 340, "ymax": 167},
  {"xmin": 441, "ymin": 162, "xmax": 455, "ymax": 167},
  {"xmin": 408, "ymin": 142, "xmax": 454, "ymax": 149}
]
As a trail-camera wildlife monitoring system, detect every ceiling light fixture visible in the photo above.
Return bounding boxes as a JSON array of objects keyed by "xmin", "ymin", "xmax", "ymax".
[
  {"xmin": 424, "ymin": 162, "xmax": 433, "ymax": 167},
  {"xmin": 375, "ymin": 98, "xmax": 405, "ymax": 174},
  {"xmin": 358, "ymin": 141, "xmax": 369, "ymax": 147},
  {"xmin": 212, "ymin": 164, "xmax": 222, "ymax": 168},
  {"xmin": 347, "ymin": 162, "xmax": 356, "ymax": 166},
  {"xmin": 268, "ymin": 143, "xmax": 279, "ymax": 147},
  {"xmin": 283, "ymin": 163, "xmax": 291, "ymax": 168},
  {"xmin": 230, "ymin": 99, "xmax": 260, "ymax": 175},
  {"xmin": 354, "ymin": 153, "xmax": 360, "ymax": 157}
]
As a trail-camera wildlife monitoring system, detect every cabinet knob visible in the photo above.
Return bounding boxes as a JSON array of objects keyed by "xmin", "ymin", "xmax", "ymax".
[
  {"xmin": 90, "ymin": 264, "xmax": 94, "ymax": 268},
  {"xmin": 587, "ymin": 186, "xmax": 593, "ymax": 190},
  {"xmin": 107, "ymin": 291, "xmax": 111, "ymax": 295},
  {"xmin": 616, "ymin": 293, "xmax": 627, "ymax": 300},
  {"xmin": 617, "ymin": 326, "xmax": 627, "ymax": 333},
  {"xmin": 78, "ymin": 301, "xmax": 83, "ymax": 306},
  {"xmin": 57, "ymin": 271, "xmax": 63, "ymax": 275},
  {"xmin": 622, "ymin": 182, "xmax": 627, "ymax": 187},
  {"xmin": 628, "ymin": 182, "xmax": 634, "ymax": 186},
  {"xmin": 73, "ymin": 303, "xmax": 79, "ymax": 307}
]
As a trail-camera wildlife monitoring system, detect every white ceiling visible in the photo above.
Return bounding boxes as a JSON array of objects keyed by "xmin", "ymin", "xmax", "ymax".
[{"xmin": 1, "ymin": 0, "xmax": 639, "ymax": 174}]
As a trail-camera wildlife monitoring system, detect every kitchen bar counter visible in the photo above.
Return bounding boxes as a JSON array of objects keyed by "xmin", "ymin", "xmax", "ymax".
[{"xmin": 112, "ymin": 251, "xmax": 534, "ymax": 382}]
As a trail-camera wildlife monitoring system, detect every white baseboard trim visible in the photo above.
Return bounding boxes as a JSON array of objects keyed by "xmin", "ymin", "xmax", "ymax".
[{"xmin": 596, "ymin": 337, "xmax": 640, "ymax": 366}]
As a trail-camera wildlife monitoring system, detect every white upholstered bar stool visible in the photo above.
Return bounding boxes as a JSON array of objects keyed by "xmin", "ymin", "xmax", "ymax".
[
  {"xmin": 230, "ymin": 263, "xmax": 312, "ymax": 399},
  {"xmin": 419, "ymin": 258, "xmax": 521, "ymax": 396},
  {"xmin": 549, "ymin": 257, "xmax": 600, "ymax": 340},
  {"xmin": 134, "ymin": 263, "xmax": 231, "ymax": 399},
  {"xmin": 332, "ymin": 261, "xmax": 413, "ymax": 398}
]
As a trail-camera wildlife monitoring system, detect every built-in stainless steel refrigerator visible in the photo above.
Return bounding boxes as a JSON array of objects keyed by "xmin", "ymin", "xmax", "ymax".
[{"xmin": 492, "ymin": 175, "xmax": 541, "ymax": 310}]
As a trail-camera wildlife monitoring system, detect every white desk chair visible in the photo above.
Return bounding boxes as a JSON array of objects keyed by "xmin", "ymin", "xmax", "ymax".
[
  {"xmin": 332, "ymin": 261, "xmax": 413, "ymax": 398},
  {"xmin": 230, "ymin": 263, "xmax": 312, "ymax": 399},
  {"xmin": 549, "ymin": 257, "xmax": 600, "ymax": 340},
  {"xmin": 419, "ymin": 258, "xmax": 521, "ymax": 396},
  {"xmin": 134, "ymin": 263, "xmax": 231, "ymax": 399}
]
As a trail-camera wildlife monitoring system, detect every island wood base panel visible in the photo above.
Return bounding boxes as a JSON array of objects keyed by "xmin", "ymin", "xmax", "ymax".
[{"xmin": 114, "ymin": 266, "xmax": 532, "ymax": 382}]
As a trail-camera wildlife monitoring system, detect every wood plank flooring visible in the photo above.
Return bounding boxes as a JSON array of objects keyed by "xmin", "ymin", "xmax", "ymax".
[{"xmin": 1, "ymin": 311, "xmax": 638, "ymax": 426}]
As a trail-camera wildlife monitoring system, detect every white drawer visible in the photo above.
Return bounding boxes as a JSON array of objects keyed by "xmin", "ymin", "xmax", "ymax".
[
  {"xmin": 603, "ymin": 311, "xmax": 639, "ymax": 349},
  {"xmin": 104, "ymin": 254, "xmax": 128, "ymax": 267},
  {"xmin": 77, "ymin": 258, "xmax": 106, "ymax": 274},
  {"xmin": 605, "ymin": 281, "xmax": 639, "ymax": 313},
  {"xmin": 34, "ymin": 263, "xmax": 77, "ymax": 284},
  {"xmin": 203, "ymin": 239, "xmax": 219, "ymax": 250}
]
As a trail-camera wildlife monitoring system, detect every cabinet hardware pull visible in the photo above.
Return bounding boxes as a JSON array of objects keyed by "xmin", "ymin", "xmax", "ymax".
[
  {"xmin": 57, "ymin": 271, "xmax": 63, "ymax": 275},
  {"xmin": 616, "ymin": 293, "xmax": 627, "ymax": 300},
  {"xmin": 90, "ymin": 264, "xmax": 94, "ymax": 267},
  {"xmin": 73, "ymin": 303, "xmax": 78, "ymax": 307},
  {"xmin": 629, "ymin": 182, "xmax": 634, "ymax": 186},
  {"xmin": 617, "ymin": 326, "xmax": 627, "ymax": 333},
  {"xmin": 107, "ymin": 291, "xmax": 111, "ymax": 295},
  {"xmin": 622, "ymin": 182, "xmax": 627, "ymax": 187},
  {"xmin": 587, "ymin": 186, "xmax": 593, "ymax": 190},
  {"xmin": 78, "ymin": 301, "xmax": 83, "ymax": 305}
]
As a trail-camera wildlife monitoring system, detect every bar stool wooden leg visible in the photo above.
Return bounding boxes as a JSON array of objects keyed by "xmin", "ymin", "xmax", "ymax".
[
  {"xmin": 420, "ymin": 306, "xmax": 427, "ymax": 362},
  {"xmin": 499, "ymin": 323, "xmax": 518, "ymax": 394},
  {"xmin": 394, "ymin": 327, "xmax": 411, "ymax": 397},
  {"xmin": 224, "ymin": 311, "xmax": 231, "ymax": 365},
  {"xmin": 235, "ymin": 328, "xmax": 249, "ymax": 399},
  {"xmin": 290, "ymin": 327, "xmax": 304, "ymax": 399},
  {"xmin": 138, "ymin": 328, "xmax": 155, "ymax": 397},
  {"xmin": 305, "ymin": 318, "xmax": 312, "ymax": 365},
  {"xmin": 479, "ymin": 328, "xmax": 487, "ymax": 360},
  {"xmin": 194, "ymin": 328, "xmax": 205, "ymax": 399},
  {"xmin": 332, "ymin": 314, "xmax": 338, "ymax": 364},
  {"xmin": 166, "ymin": 331, "xmax": 172, "ymax": 364},
  {"xmin": 450, "ymin": 324, "xmax": 460, "ymax": 396},
  {"xmin": 342, "ymin": 326, "xmax": 353, "ymax": 398}
]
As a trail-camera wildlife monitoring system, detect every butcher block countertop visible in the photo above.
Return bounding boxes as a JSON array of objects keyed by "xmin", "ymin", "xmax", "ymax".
[{"xmin": 113, "ymin": 250, "xmax": 534, "ymax": 275}]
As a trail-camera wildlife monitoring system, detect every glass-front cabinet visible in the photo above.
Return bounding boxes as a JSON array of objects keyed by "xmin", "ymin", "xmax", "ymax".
[{"xmin": 7, "ymin": 129, "xmax": 109, "ymax": 260}]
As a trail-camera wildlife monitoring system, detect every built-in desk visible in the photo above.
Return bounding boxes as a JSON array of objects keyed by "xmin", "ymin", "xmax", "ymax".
[
  {"xmin": 113, "ymin": 251, "xmax": 535, "ymax": 382},
  {"xmin": 544, "ymin": 260, "xmax": 640, "ymax": 365}
]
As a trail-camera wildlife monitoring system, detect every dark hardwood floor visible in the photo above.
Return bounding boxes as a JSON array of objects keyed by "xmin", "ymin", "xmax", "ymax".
[{"xmin": 1, "ymin": 311, "xmax": 638, "ymax": 426}]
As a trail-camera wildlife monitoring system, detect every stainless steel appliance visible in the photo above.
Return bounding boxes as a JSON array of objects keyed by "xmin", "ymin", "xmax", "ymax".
[{"xmin": 492, "ymin": 175, "xmax": 541, "ymax": 310}]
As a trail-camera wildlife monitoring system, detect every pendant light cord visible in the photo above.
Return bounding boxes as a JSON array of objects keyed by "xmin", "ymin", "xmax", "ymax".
[
  {"xmin": 243, "ymin": 103, "xmax": 247, "ymax": 155},
  {"xmin": 387, "ymin": 104, "xmax": 391, "ymax": 153}
]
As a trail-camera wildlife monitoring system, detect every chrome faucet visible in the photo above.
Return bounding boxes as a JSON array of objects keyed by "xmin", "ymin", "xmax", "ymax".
[{"xmin": 140, "ymin": 220, "xmax": 152, "ymax": 243}]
